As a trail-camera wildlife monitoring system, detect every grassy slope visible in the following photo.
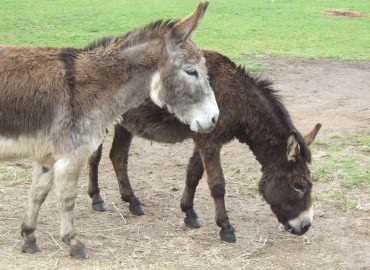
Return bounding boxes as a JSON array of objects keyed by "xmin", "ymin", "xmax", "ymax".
[
  {"xmin": 311, "ymin": 135, "xmax": 370, "ymax": 208},
  {"xmin": 312, "ymin": 135, "xmax": 370, "ymax": 187},
  {"xmin": 0, "ymin": 0, "xmax": 369, "ymax": 65}
]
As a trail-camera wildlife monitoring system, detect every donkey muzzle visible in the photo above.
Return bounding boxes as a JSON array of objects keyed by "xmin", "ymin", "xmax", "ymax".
[
  {"xmin": 284, "ymin": 222, "xmax": 311, "ymax": 236},
  {"xmin": 190, "ymin": 110, "xmax": 219, "ymax": 133},
  {"xmin": 285, "ymin": 207, "xmax": 313, "ymax": 236}
]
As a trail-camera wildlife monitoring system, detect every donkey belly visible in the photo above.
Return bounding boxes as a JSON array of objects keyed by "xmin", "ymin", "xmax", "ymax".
[
  {"xmin": 121, "ymin": 103, "xmax": 192, "ymax": 144},
  {"xmin": 0, "ymin": 134, "xmax": 54, "ymax": 161}
]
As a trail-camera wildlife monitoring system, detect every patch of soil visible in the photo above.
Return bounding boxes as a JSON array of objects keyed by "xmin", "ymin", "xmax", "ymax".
[
  {"xmin": 323, "ymin": 9, "xmax": 369, "ymax": 18},
  {"xmin": 0, "ymin": 58, "xmax": 369, "ymax": 270}
]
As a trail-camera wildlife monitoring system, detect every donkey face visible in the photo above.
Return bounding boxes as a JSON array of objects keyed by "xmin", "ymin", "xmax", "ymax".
[
  {"xmin": 150, "ymin": 2, "xmax": 219, "ymax": 133},
  {"xmin": 259, "ymin": 124, "xmax": 321, "ymax": 235},
  {"xmin": 260, "ymin": 165, "xmax": 313, "ymax": 236}
]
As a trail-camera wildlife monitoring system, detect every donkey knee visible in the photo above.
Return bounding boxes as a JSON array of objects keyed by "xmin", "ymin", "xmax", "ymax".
[
  {"xmin": 210, "ymin": 183, "xmax": 225, "ymax": 198},
  {"xmin": 109, "ymin": 150, "xmax": 125, "ymax": 166},
  {"xmin": 60, "ymin": 196, "xmax": 76, "ymax": 212}
]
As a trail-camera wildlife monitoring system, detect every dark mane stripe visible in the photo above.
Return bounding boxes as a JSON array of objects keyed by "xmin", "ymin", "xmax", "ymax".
[
  {"xmin": 237, "ymin": 65, "xmax": 311, "ymax": 163},
  {"xmin": 84, "ymin": 36, "xmax": 113, "ymax": 51},
  {"xmin": 84, "ymin": 19, "xmax": 179, "ymax": 51}
]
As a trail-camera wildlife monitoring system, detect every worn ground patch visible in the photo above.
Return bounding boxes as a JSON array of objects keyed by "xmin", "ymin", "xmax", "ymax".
[
  {"xmin": 0, "ymin": 57, "xmax": 369, "ymax": 269},
  {"xmin": 323, "ymin": 9, "xmax": 369, "ymax": 18}
]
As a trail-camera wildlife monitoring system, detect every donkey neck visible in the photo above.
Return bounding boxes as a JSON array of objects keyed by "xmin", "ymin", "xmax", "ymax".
[
  {"xmin": 236, "ymin": 79, "xmax": 292, "ymax": 169},
  {"xmin": 76, "ymin": 41, "xmax": 163, "ymax": 124}
]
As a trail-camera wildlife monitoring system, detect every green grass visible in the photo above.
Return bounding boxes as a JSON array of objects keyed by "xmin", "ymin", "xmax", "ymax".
[
  {"xmin": 311, "ymin": 135, "xmax": 370, "ymax": 187},
  {"xmin": 0, "ymin": 0, "xmax": 369, "ymax": 70},
  {"xmin": 0, "ymin": 162, "xmax": 32, "ymax": 182}
]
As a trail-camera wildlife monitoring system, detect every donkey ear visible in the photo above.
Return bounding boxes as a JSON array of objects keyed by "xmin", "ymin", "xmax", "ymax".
[
  {"xmin": 304, "ymin": 123, "xmax": 322, "ymax": 146},
  {"xmin": 170, "ymin": 2, "xmax": 209, "ymax": 42},
  {"xmin": 287, "ymin": 133, "xmax": 300, "ymax": 162}
]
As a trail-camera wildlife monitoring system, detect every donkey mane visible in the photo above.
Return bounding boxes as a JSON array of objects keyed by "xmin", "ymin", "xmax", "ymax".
[
  {"xmin": 84, "ymin": 19, "xmax": 180, "ymax": 51},
  {"xmin": 235, "ymin": 65, "xmax": 311, "ymax": 163}
]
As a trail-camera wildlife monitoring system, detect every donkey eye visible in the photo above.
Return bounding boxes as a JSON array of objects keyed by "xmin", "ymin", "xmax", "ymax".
[
  {"xmin": 291, "ymin": 183, "xmax": 306, "ymax": 193},
  {"xmin": 185, "ymin": 70, "xmax": 198, "ymax": 78}
]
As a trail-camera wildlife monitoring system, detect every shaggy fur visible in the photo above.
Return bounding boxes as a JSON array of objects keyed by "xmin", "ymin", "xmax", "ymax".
[
  {"xmin": 88, "ymin": 50, "xmax": 320, "ymax": 241},
  {"xmin": 0, "ymin": 2, "xmax": 216, "ymax": 257}
]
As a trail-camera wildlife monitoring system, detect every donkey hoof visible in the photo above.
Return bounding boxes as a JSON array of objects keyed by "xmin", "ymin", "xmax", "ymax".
[
  {"xmin": 70, "ymin": 244, "xmax": 87, "ymax": 259},
  {"xmin": 21, "ymin": 242, "xmax": 40, "ymax": 254},
  {"xmin": 184, "ymin": 209, "xmax": 201, "ymax": 229},
  {"xmin": 92, "ymin": 194, "xmax": 106, "ymax": 212},
  {"xmin": 184, "ymin": 216, "xmax": 201, "ymax": 229},
  {"xmin": 129, "ymin": 199, "xmax": 144, "ymax": 216},
  {"xmin": 220, "ymin": 225, "xmax": 237, "ymax": 243}
]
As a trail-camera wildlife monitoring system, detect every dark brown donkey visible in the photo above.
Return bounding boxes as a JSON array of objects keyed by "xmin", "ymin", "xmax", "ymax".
[
  {"xmin": 88, "ymin": 50, "xmax": 321, "ymax": 243},
  {"xmin": 0, "ymin": 3, "xmax": 219, "ymax": 258}
]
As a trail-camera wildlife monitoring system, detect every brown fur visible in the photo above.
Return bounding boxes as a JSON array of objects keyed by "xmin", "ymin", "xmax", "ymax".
[
  {"xmin": 0, "ymin": 2, "xmax": 216, "ymax": 257},
  {"xmin": 0, "ymin": 47, "xmax": 65, "ymax": 136},
  {"xmin": 89, "ymin": 50, "xmax": 319, "ymax": 241}
]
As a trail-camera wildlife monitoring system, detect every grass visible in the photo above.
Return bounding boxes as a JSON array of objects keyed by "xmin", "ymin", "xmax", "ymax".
[
  {"xmin": 0, "ymin": 162, "xmax": 32, "ymax": 182},
  {"xmin": 0, "ymin": 0, "xmax": 369, "ymax": 71},
  {"xmin": 309, "ymin": 135, "xmax": 370, "ymax": 209},
  {"xmin": 311, "ymin": 135, "xmax": 370, "ymax": 187}
]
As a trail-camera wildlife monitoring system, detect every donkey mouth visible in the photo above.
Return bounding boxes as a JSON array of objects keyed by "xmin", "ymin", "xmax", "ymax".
[
  {"xmin": 284, "ymin": 223, "xmax": 311, "ymax": 236},
  {"xmin": 190, "ymin": 119, "xmax": 216, "ymax": 133}
]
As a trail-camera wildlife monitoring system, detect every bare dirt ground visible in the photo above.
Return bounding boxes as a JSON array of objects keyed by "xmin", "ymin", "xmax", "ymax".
[{"xmin": 0, "ymin": 57, "xmax": 369, "ymax": 270}]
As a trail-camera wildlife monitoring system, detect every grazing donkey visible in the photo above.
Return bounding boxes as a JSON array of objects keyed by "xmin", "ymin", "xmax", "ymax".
[
  {"xmin": 88, "ymin": 50, "xmax": 322, "ymax": 242},
  {"xmin": 0, "ymin": 2, "xmax": 219, "ymax": 258}
]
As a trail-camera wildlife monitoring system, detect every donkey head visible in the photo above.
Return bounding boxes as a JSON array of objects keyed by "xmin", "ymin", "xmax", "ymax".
[
  {"xmin": 259, "ymin": 124, "xmax": 321, "ymax": 235},
  {"xmin": 150, "ymin": 2, "xmax": 219, "ymax": 133}
]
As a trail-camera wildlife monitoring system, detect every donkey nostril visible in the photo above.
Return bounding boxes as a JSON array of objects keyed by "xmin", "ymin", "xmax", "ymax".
[
  {"xmin": 211, "ymin": 116, "xmax": 217, "ymax": 125},
  {"xmin": 303, "ymin": 224, "xmax": 311, "ymax": 232}
]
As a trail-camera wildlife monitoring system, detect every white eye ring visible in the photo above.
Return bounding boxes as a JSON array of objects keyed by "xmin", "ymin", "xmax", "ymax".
[{"xmin": 291, "ymin": 184, "xmax": 306, "ymax": 194}]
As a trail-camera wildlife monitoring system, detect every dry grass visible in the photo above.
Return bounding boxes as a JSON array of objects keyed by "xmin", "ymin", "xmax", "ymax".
[{"xmin": 0, "ymin": 136, "xmax": 369, "ymax": 270}]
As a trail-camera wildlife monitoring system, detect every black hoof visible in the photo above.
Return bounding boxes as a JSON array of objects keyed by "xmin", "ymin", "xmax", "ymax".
[
  {"xmin": 220, "ymin": 225, "xmax": 237, "ymax": 243},
  {"xmin": 184, "ymin": 209, "xmax": 201, "ymax": 229},
  {"xmin": 92, "ymin": 194, "xmax": 106, "ymax": 212},
  {"xmin": 70, "ymin": 242, "xmax": 87, "ymax": 259},
  {"xmin": 129, "ymin": 199, "xmax": 144, "ymax": 216},
  {"xmin": 21, "ymin": 242, "xmax": 40, "ymax": 254}
]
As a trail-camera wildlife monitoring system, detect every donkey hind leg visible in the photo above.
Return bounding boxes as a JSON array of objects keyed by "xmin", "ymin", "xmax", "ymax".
[
  {"xmin": 201, "ymin": 145, "xmax": 236, "ymax": 243},
  {"xmin": 21, "ymin": 161, "xmax": 54, "ymax": 254},
  {"xmin": 88, "ymin": 144, "xmax": 106, "ymax": 212},
  {"xmin": 110, "ymin": 124, "xmax": 143, "ymax": 216},
  {"xmin": 180, "ymin": 147, "xmax": 204, "ymax": 229},
  {"xmin": 53, "ymin": 157, "xmax": 86, "ymax": 259}
]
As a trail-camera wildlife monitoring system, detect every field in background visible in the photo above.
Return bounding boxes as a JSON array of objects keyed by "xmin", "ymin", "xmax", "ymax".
[
  {"xmin": 0, "ymin": 0, "xmax": 369, "ymax": 68},
  {"xmin": 0, "ymin": 1, "xmax": 369, "ymax": 269}
]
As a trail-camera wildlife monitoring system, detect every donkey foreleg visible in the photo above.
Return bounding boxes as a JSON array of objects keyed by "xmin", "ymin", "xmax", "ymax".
[
  {"xmin": 88, "ymin": 144, "xmax": 106, "ymax": 212},
  {"xmin": 109, "ymin": 124, "xmax": 143, "ymax": 216},
  {"xmin": 200, "ymin": 144, "xmax": 236, "ymax": 243},
  {"xmin": 180, "ymin": 147, "xmax": 204, "ymax": 229},
  {"xmin": 21, "ymin": 161, "xmax": 54, "ymax": 254},
  {"xmin": 53, "ymin": 157, "xmax": 86, "ymax": 259}
]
